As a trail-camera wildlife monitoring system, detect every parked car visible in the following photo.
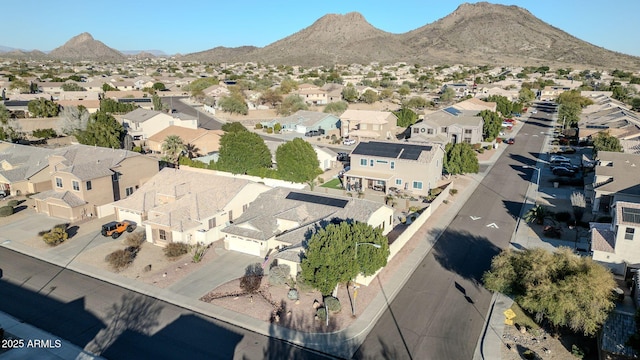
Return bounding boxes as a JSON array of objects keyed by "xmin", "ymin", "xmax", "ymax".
[
  {"xmin": 343, "ymin": 138, "xmax": 356, "ymax": 145},
  {"xmin": 305, "ymin": 129, "xmax": 324, "ymax": 137},
  {"xmin": 506, "ymin": 138, "xmax": 515, "ymax": 144},
  {"xmin": 550, "ymin": 155, "xmax": 571, "ymax": 163},
  {"xmin": 101, "ymin": 221, "xmax": 135, "ymax": 239},
  {"xmin": 552, "ymin": 167, "xmax": 575, "ymax": 177},
  {"xmin": 551, "ymin": 163, "xmax": 579, "ymax": 171}
]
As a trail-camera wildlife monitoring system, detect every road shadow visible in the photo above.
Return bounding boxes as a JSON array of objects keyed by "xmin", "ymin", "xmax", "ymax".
[
  {"xmin": 508, "ymin": 153, "xmax": 538, "ymax": 167},
  {"xmin": 503, "ymin": 200, "xmax": 526, "ymax": 221},
  {"xmin": 509, "ymin": 164, "xmax": 535, "ymax": 182}
]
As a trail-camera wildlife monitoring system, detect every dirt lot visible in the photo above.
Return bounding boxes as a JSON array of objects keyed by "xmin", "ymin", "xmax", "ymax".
[{"xmin": 501, "ymin": 322, "xmax": 597, "ymax": 360}]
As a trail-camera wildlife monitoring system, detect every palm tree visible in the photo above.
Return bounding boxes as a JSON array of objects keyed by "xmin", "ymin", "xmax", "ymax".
[
  {"xmin": 523, "ymin": 205, "xmax": 554, "ymax": 225},
  {"xmin": 161, "ymin": 135, "xmax": 185, "ymax": 164},
  {"xmin": 184, "ymin": 143, "xmax": 201, "ymax": 159}
]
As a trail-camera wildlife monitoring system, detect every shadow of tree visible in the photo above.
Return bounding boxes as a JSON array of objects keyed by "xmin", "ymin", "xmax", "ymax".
[
  {"xmin": 515, "ymin": 343, "xmax": 543, "ymax": 359},
  {"xmin": 86, "ymin": 293, "xmax": 163, "ymax": 355}
]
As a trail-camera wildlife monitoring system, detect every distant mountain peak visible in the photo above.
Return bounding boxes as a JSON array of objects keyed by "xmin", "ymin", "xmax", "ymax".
[{"xmin": 48, "ymin": 32, "xmax": 125, "ymax": 61}]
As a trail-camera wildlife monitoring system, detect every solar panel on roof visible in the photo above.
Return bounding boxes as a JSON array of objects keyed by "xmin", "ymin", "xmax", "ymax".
[
  {"xmin": 623, "ymin": 207, "xmax": 640, "ymax": 224},
  {"xmin": 286, "ymin": 192, "xmax": 349, "ymax": 208},
  {"xmin": 443, "ymin": 107, "xmax": 461, "ymax": 116}
]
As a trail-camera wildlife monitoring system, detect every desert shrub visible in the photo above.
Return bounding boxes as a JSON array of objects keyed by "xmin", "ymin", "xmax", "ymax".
[
  {"xmin": 163, "ymin": 242, "xmax": 190, "ymax": 258},
  {"xmin": 477, "ymin": 148, "xmax": 485, "ymax": 154},
  {"xmin": 268, "ymin": 264, "xmax": 291, "ymax": 286},
  {"xmin": 7, "ymin": 200, "xmax": 19, "ymax": 207},
  {"xmin": 316, "ymin": 307, "xmax": 327, "ymax": 321},
  {"xmin": 42, "ymin": 227, "xmax": 68, "ymax": 246},
  {"xmin": 266, "ymin": 127, "xmax": 273, "ymax": 134},
  {"xmin": 105, "ymin": 247, "xmax": 137, "ymax": 271},
  {"xmin": 240, "ymin": 263, "xmax": 264, "ymax": 293},
  {"xmin": 254, "ymin": 123, "xmax": 263, "ymax": 129},
  {"xmin": 124, "ymin": 231, "xmax": 145, "ymax": 247},
  {"xmin": 324, "ymin": 296, "xmax": 341, "ymax": 313},
  {"xmin": 287, "ymin": 289, "xmax": 299, "ymax": 300},
  {"xmin": 429, "ymin": 187, "xmax": 443, "ymax": 197},
  {"xmin": 555, "ymin": 211, "xmax": 572, "ymax": 223},
  {"xmin": 0, "ymin": 206, "xmax": 14, "ymax": 217},
  {"xmin": 472, "ymin": 143, "xmax": 481, "ymax": 150},
  {"xmin": 192, "ymin": 242, "xmax": 209, "ymax": 263},
  {"xmin": 571, "ymin": 344, "xmax": 585, "ymax": 359},
  {"xmin": 449, "ymin": 188, "xmax": 458, "ymax": 195}
]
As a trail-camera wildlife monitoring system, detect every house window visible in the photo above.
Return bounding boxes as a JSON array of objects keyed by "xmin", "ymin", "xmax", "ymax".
[
  {"xmin": 72, "ymin": 181, "xmax": 80, "ymax": 191},
  {"xmin": 396, "ymin": 179, "xmax": 402, "ymax": 185},
  {"xmin": 625, "ymin": 227, "xmax": 635, "ymax": 240},
  {"xmin": 55, "ymin": 177, "xmax": 63, "ymax": 188},
  {"xmin": 441, "ymin": 127, "xmax": 448, "ymax": 133},
  {"xmin": 413, "ymin": 181, "xmax": 423, "ymax": 190},
  {"xmin": 208, "ymin": 217, "xmax": 216, "ymax": 229},
  {"xmin": 86, "ymin": 181, "xmax": 92, "ymax": 190},
  {"xmin": 427, "ymin": 129, "xmax": 434, "ymax": 135},
  {"xmin": 465, "ymin": 129, "xmax": 472, "ymax": 134},
  {"xmin": 370, "ymin": 159, "xmax": 374, "ymax": 167},
  {"xmin": 125, "ymin": 187, "xmax": 134, "ymax": 196},
  {"xmin": 159, "ymin": 229, "xmax": 167, "ymax": 241},
  {"xmin": 463, "ymin": 138, "xmax": 472, "ymax": 144},
  {"xmin": 413, "ymin": 128, "xmax": 419, "ymax": 134},
  {"xmin": 360, "ymin": 158, "xmax": 367, "ymax": 166},
  {"xmin": 390, "ymin": 161, "xmax": 395, "ymax": 169}
]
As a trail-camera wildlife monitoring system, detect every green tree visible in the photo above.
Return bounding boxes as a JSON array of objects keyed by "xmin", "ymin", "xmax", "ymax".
[
  {"xmin": 300, "ymin": 222, "xmax": 389, "ymax": 295},
  {"xmin": 439, "ymin": 87, "xmax": 456, "ymax": 102},
  {"xmin": 483, "ymin": 247, "xmax": 616, "ymax": 336},
  {"xmin": 32, "ymin": 128, "xmax": 57, "ymax": 139},
  {"xmin": 99, "ymin": 98, "xmax": 137, "ymax": 114},
  {"xmin": 397, "ymin": 85, "xmax": 411, "ymax": 97},
  {"xmin": 522, "ymin": 205, "xmax": 554, "ymax": 225},
  {"xmin": 102, "ymin": 83, "xmax": 117, "ymax": 92},
  {"xmin": 518, "ymin": 88, "xmax": 535, "ymax": 104},
  {"xmin": 152, "ymin": 82, "xmax": 166, "ymax": 91},
  {"xmin": 323, "ymin": 101, "xmax": 348, "ymax": 115},
  {"xmin": 0, "ymin": 103, "xmax": 10, "ymax": 125},
  {"xmin": 341, "ymin": 85, "xmax": 359, "ymax": 103},
  {"xmin": 61, "ymin": 83, "xmax": 86, "ymax": 91},
  {"xmin": 28, "ymin": 98, "xmax": 60, "ymax": 117},
  {"xmin": 152, "ymin": 94, "xmax": 165, "ymax": 112},
  {"xmin": 162, "ymin": 135, "xmax": 185, "ymax": 164},
  {"xmin": 403, "ymin": 96, "xmax": 428, "ymax": 110},
  {"xmin": 217, "ymin": 131, "xmax": 271, "ymax": 174},
  {"xmin": 394, "ymin": 108, "xmax": 418, "ymax": 128},
  {"xmin": 218, "ymin": 94, "xmax": 248, "ymax": 115},
  {"xmin": 478, "ymin": 110, "xmax": 502, "ymax": 141},
  {"xmin": 486, "ymin": 95, "xmax": 513, "ymax": 116},
  {"xmin": 444, "ymin": 142, "xmax": 479, "ymax": 175},
  {"xmin": 277, "ymin": 95, "xmax": 308, "ymax": 116},
  {"xmin": 184, "ymin": 143, "xmax": 201, "ymax": 159},
  {"xmin": 557, "ymin": 90, "xmax": 594, "ymax": 108},
  {"xmin": 592, "ymin": 131, "xmax": 623, "ymax": 155},
  {"xmin": 221, "ymin": 121, "xmax": 247, "ymax": 133},
  {"xmin": 632, "ymin": 98, "xmax": 640, "ymax": 111},
  {"xmin": 259, "ymin": 88, "xmax": 283, "ymax": 108},
  {"xmin": 75, "ymin": 111, "xmax": 124, "ymax": 148},
  {"xmin": 279, "ymin": 78, "xmax": 298, "ymax": 94},
  {"xmin": 360, "ymin": 89, "xmax": 379, "ymax": 104},
  {"xmin": 275, "ymin": 138, "xmax": 322, "ymax": 183},
  {"xmin": 558, "ymin": 102, "xmax": 581, "ymax": 128}
]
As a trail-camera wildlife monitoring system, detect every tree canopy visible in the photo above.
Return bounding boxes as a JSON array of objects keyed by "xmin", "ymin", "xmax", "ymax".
[
  {"xmin": 162, "ymin": 135, "xmax": 185, "ymax": 164},
  {"xmin": 28, "ymin": 98, "xmax": 60, "ymax": 117},
  {"xmin": 277, "ymin": 95, "xmax": 308, "ymax": 116},
  {"xmin": 100, "ymin": 98, "xmax": 137, "ymax": 114},
  {"xmin": 486, "ymin": 95, "xmax": 514, "ymax": 116},
  {"xmin": 478, "ymin": 110, "xmax": 502, "ymax": 141},
  {"xmin": 218, "ymin": 93, "xmax": 248, "ymax": 115},
  {"xmin": 439, "ymin": 87, "xmax": 456, "ymax": 102},
  {"xmin": 59, "ymin": 105, "xmax": 89, "ymax": 135},
  {"xmin": 360, "ymin": 89, "xmax": 379, "ymax": 104},
  {"xmin": 75, "ymin": 111, "xmax": 124, "ymax": 148},
  {"xmin": 152, "ymin": 94, "xmax": 165, "ymax": 112},
  {"xmin": 394, "ymin": 108, "xmax": 418, "ymax": 128},
  {"xmin": 221, "ymin": 121, "xmax": 247, "ymax": 133},
  {"xmin": 300, "ymin": 221, "xmax": 389, "ymax": 295},
  {"xmin": 341, "ymin": 85, "xmax": 359, "ymax": 103},
  {"xmin": 323, "ymin": 101, "xmax": 348, "ymax": 116},
  {"xmin": 592, "ymin": 131, "xmax": 623, "ymax": 155},
  {"xmin": 217, "ymin": 131, "xmax": 271, "ymax": 174},
  {"xmin": 444, "ymin": 142, "xmax": 479, "ymax": 175},
  {"xmin": 483, "ymin": 247, "xmax": 616, "ymax": 336},
  {"xmin": 275, "ymin": 138, "xmax": 322, "ymax": 183}
]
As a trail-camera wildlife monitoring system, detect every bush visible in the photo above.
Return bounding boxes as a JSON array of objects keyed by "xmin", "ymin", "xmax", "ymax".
[
  {"xmin": 254, "ymin": 123, "xmax": 263, "ymax": 129},
  {"xmin": 449, "ymin": 188, "xmax": 458, "ymax": 195},
  {"xmin": 555, "ymin": 211, "xmax": 572, "ymax": 223},
  {"xmin": 42, "ymin": 227, "xmax": 68, "ymax": 246},
  {"xmin": 430, "ymin": 187, "xmax": 443, "ymax": 197},
  {"xmin": 266, "ymin": 127, "xmax": 273, "ymax": 134},
  {"xmin": 268, "ymin": 264, "xmax": 291, "ymax": 286},
  {"xmin": 477, "ymin": 148, "xmax": 485, "ymax": 154},
  {"xmin": 287, "ymin": 288, "xmax": 299, "ymax": 300},
  {"xmin": 316, "ymin": 307, "xmax": 327, "ymax": 321},
  {"xmin": 105, "ymin": 247, "xmax": 138, "ymax": 271},
  {"xmin": 324, "ymin": 296, "xmax": 341, "ymax": 313},
  {"xmin": 124, "ymin": 231, "xmax": 145, "ymax": 247},
  {"xmin": 0, "ymin": 206, "xmax": 13, "ymax": 217},
  {"xmin": 163, "ymin": 242, "xmax": 190, "ymax": 258},
  {"xmin": 7, "ymin": 200, "xmax": 19, "ymax": 207},
  {"xmin": 240, "ymin": 263, "xmax": 264, "ymax": 293}
]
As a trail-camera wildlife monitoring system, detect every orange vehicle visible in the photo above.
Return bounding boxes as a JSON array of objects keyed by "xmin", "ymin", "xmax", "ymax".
[{"xmin": 101, "ymin": 221, "xmax": 135, "ymax": 239}]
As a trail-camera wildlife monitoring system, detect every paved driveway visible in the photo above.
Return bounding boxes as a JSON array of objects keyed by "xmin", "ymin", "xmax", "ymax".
[{"xmin": 0, "ymin": 211, "xmax": 67, "ymax": 242}]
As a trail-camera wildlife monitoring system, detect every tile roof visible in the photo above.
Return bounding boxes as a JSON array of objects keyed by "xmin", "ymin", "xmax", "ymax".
[
  {"xmin": 0, "ymin": 142, "xmax": 53, "ymax": 182},
  {"xmin": 31, "ymin": 189, "xmax": 87, "ymax": 208},
  {"xmin": 594, "ymin": 152, "xmax": 640, "ymax": 195},
  {"xmin": 122, "ymin": 108, "xmax": 163, "ymax": 124},
  {"xmin": 590, "ymin": 222, "xmax": 616, "ymax": 253},
  {"xmin": 341, "ymin": 110, "xmax": 395, "ymax": 125},
  {"xmin": 51, "ymin": 144, "xmax": 143, "ymax": 181}
]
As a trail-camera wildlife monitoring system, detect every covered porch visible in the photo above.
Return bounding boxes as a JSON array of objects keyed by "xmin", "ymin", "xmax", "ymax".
[{"xmin": 343, "ymin": 169, "xmax": 393, "ymax": 194}]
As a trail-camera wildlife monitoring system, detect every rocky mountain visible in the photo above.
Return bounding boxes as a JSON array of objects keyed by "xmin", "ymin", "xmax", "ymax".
[
  {"xmin": 48, "ymin": 32, "xmax": 126, "ymax": 61},
  {"xmin": 183, "ymin": 3, "xmax": 640, "ymax": 69}
]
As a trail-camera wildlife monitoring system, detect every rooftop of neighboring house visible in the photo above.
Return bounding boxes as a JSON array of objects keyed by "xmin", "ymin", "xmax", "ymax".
[
  {"xmin": 418, "ymin": 107, "xmax": 483, "ymax": 128},
  {"xmin": 278, "ymin": 110, "xmax": 337, "ymax": 126},
  {"xmin": 594, "ymin": 152, "xmax": 640, "ymax": 195},
  {"xmin": 616, "ymin": 201, "xmax": 640, "ymax": 228},
  {"xmin": 148, "ymin": 126, "xmax": 223, "ymax": 154},
  {"xmin": 50, "ymin": 144, "xmax": 146, "ymax": 181},
  {"xmin": 104, "ymin": 90, "xmax": 145, "ymax": 99},
  {"xmin": 122, "ymin": 108, "xmax": 165, "ymax": 124},
  {"xmin": 590, "ymin": 222, "xmax": 616, "ymax": 253},
  {"xmin": 0, "ymin": 141, "xmax": 54, "ymax": 182},
  {"xmin": 222, "ymin": 187, "xmax": 389, "ymax": 244},
  {"xmin": 114, "ymin": 168, "xmax": 267, "ymax": 231},
  {"xmin": 340, "ymin": 109, "xmax": 396, "ymax": 125},
  {"xmin": 452, "ymin": 97, "xmax": 496, "ymax": 112},
  {"xmin": 350, "ymin": 140, "xmax": 439, "ymax": 164}
]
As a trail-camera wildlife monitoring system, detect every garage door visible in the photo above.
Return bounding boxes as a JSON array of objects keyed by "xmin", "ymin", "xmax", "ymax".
[
  {"xmin": 227, "ymin": 237, "xmax": 261, "ymax": 257},
  {"xmin": 49, "ymin": 204, "xmax": 71, "ymax": 220},
  {"xmin": 117, "ymin": 209, "xmax": 142, "ymax": 226}
]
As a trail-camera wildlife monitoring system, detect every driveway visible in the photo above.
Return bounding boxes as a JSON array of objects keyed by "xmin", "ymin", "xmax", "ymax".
[{"xmin": 0, "ymin": 211, "xmax": 66, "ymax": 242}]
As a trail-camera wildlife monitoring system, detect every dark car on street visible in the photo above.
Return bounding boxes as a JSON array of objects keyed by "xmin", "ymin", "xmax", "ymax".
[
  {"xmin": 305, "ymin": 129, "xmax": 325, "ymax": 137},
  {"xmin": 552, "ymin": 167, "xmax": 575, "ymax": 177}
]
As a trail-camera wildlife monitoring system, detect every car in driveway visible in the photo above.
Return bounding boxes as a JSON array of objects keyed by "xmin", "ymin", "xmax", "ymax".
[
  {"xmin": 305, "ymin": 129, "xmax": 325, "ymax": 137},
  {"xmin": 343, "ymin": 138, "xmax": 356, "ymax": 145},
  {"xmin": 552, "ymin": 167, "xmax": 576, "ymax": 177},
  {"xmin": 550, "ymin": 155, "xmax": 571, "ymax": 163},
  {"xmin": 101, "ymin": 221, "xmax": 135, "ymax": 239}
]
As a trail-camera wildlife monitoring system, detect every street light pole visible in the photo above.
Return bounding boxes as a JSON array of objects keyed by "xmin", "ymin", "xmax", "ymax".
[{"xmin": 352, "ymin": 242, "xmax": 382, "ymax": 316}]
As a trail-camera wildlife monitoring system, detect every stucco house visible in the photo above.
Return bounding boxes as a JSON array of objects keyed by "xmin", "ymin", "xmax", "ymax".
[
  {"xmin": 146, "ymin": 126, "xmax": 223, "ymax": 155},
  {"xmin": 222, "ymin": 187, "xmax": 394, "ymax": 258},
  {"xmin": 409, "ymin": 107, "xmax": 484, "ymax": 145},
  {"xmin": 262, "ymin": 110, "xmax": 340, "ymax": 137},
  {"xmin": 340, "ymin": 109, "xmax": 398, "ymax": 141},
  {"xmin": 121, "ymin": 108, "xmax": 198, "ymax": 143},
  {"xmin": 295, "ymin": 84, "xmax": 327, "ymax": 105},
  {"xmin": 589, "ymin": 152, "xmax": 640, "ymax": 214},
  {"xmin": 344, "ymin": 141, "xmax": 444, "ymax": 196},
  {"xmin": 111, "ymin": 168, "xmax": 271, "ymax": 246},
  {"xmin": 591, "ymin": 201, "xmax": 640, "ymax": 275},
  {"xmin": 31, "ymin": 145, "xmax": 159, "ymax": 221},
  {"xmin": 0, "ymin": 142, "xmax": 54, "ymax": 196}
]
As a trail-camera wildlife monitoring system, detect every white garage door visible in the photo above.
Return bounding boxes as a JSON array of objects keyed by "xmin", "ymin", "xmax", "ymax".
[
  {"xmin": 228, "ymin": 238, "xmax": 261, "ymax": 257},
  {"xmin": 117, "ymin": 209, "xmax": 142, "ymax": 226},
  {"xmin": 49, "ymin": 204, "xmax": 71, "ymax": 220}
]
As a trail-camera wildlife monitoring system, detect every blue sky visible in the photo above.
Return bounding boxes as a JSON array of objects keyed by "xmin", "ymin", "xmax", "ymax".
[{"xmin": 3, "ymin": 0, "xmax": 639, "ymax": 56}]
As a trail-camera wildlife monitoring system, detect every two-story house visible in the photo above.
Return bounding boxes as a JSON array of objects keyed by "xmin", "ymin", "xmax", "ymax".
[
  {"xmin": 589, "ymin": 152, "xmax": 640, "ymax": 214},
  {"xmin": 0, "ymin": 142, "xmax": 54, "ymax": 196},
  {"xmin": 591, "ymin": 201, "xmax": 640, "ymax": 275},
  {"xmin": 340, "ymin": 109, "xmax": 398, "ymax": 141},
  {"xmin": 345, "ymin": 141, "xmax": 444, "ymax": 196},
  {"xmin": 409, "ymin": 107, "xmax": 484, "ymax": 145},
  {"xmin": 111, "ymin": 168, "xmax": 271, "ymax": 246},
  {"xmin": 294, "ymin": 84, "xmax": 327, "ymax": 105},
  {"xmin": 222, "ymin": 187, "xmax": 393, "ymax": 258},
  {"xmin": 31, "ymin": 145, "xmax": 159, "ymax": 221},
  {"xmin": 121, "ymin": 108, "xmax": 198, "ymax": 143}
]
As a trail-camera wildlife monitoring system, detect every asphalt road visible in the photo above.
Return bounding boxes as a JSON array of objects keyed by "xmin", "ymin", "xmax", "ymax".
[
  {"xmin": 354, "ymin": 110, "xmax": 554, "ymax": 359},
  {"xmin": 0, "ymin": 247, "xmax": 330, "ymax": 360}
]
